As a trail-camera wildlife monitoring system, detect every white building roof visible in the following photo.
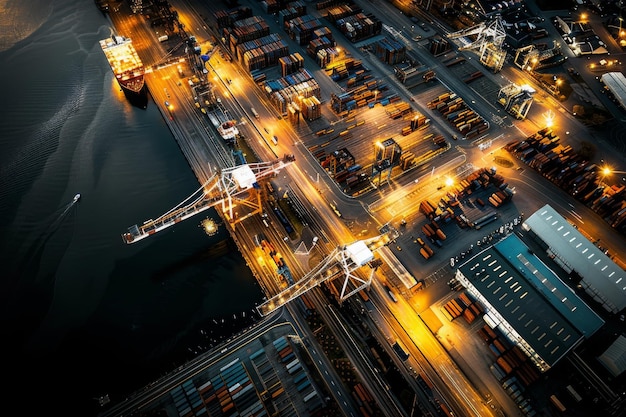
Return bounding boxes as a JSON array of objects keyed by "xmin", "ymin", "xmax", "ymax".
[
  {"xmin": 600, "ymin": 72, "xmax": 626, "ymax": 110},
  {"xmin": 597, "ymin": 335, "xmax": 626, "ymax": 377},
  {"xmin": 523, "ymin": 204, "xmax": 626, "ymax": 314}
]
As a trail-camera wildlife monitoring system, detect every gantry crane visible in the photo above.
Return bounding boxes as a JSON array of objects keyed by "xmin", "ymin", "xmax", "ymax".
[
  {"xmin": 447, "ymin": 16, "xmax": 507, "ymax": 73},
  {"xmin": 257, "ymin": 231, "xmax": 397, "ymax": 316},
  {"xmin": 122, "ymin": 155, "xmax": 295, "ymax": 244},
  {"xmin": 513, "ymin": 41, "xmax": 562, "ymax": 72},
  {"xmin": 497, "ymin": 83, "xmax": 535, "ymax": 120}
]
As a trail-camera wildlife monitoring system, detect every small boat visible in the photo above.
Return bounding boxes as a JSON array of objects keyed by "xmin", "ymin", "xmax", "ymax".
[{"xmin": 73, "ymin": 193, "xmax": 81, "ymax": 202}]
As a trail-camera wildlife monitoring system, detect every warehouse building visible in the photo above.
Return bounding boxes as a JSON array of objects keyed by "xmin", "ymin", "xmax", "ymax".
[
  {"xmin": 522, "ymin": 204, "xmax": 626, "ymax": 315},
  {"xmin": 455, "ymin": 233, "xmax": 604, "ymax": 373}
]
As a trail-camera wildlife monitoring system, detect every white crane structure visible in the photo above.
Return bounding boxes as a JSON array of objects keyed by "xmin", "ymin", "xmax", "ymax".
[
  {"xmin": 257, "ymin": 232, "xmax": 397, "ymax": 316},
  {"xmin": 447, "ymin": 16, "xmax": 507, "ymax": 73},
  {"xmin": 122, "ymin": 155, "xmax": 295, "ymax": 244}
]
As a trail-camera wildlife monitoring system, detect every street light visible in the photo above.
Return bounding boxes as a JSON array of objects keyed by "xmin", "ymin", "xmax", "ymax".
[
  {"xmin": 544, "ymin": 110, "xmax": 555, "ymax": 128},
  {"xmin": 601, "ymin": 166, "xmax": 626, "ymax": 177},
  {"xmin": 600, "ymin": 166, "xmax": 626, "ymax": 184}
]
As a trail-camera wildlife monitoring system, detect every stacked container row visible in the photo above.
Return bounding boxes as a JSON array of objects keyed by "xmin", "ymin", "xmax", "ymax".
[
  {"xmin": 269, "ymin": 79, "xmax": 321, "ymax": 114},
  {"xmin": 213, "ymin": 6, "xmax": 252, "ymax": 29},
  {"xmin": 235, "ymin": 33, "xmax": 282, "ymax": 61},
  {"xmin": 224, "ymin": 16, "xmax": 270, "ymax": 54},
  {"xmin": 325, "ymin": 3, "xmax": 362, "ymax": 23},
  {"xmin": 335, "ymin": 13, "xmax": 382, "ymax": 42},
  {"xmin": 307, "ymin": 36, "xmax": 336, "ymax": 58},
  {"xmin": 279, "ymin": 52, "xmax": 305, "ymax": 76},
  {"xmin": 374, "ymin": 37, "xmax": 406, "ymax": 65},
  {"xmin": 242, "ymin": 40, "xmax": 290, "ymax": 71},
  {"xmin": 277, "ymin": 1, "xmax": 307, "ymax": 26},
  {"xmin": 285, "ymin": 15, "xmax": 323, "ymax": 46}
]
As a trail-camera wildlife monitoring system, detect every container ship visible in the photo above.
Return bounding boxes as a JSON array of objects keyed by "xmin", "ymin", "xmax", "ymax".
[{"xmin": 100, "ymin": 34, "xmax": 148, "ymax": 108}]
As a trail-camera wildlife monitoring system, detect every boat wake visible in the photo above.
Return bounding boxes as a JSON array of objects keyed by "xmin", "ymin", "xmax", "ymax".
[
  {"xmin": 52, "ymin": 194, "xmax": 80, "ymax": 228},
  {"xmin": 10, "ymin": 195, "xmax": 80, "ymax": 282}
]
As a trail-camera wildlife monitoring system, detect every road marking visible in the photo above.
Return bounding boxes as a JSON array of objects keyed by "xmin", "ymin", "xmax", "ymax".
[{"xmin": 569, "ymin": 210, "xmax": 583, "ymax": 223}]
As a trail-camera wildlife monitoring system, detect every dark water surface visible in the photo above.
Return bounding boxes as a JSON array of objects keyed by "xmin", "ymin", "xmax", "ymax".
[{"xmin": 0, "ymin": 1, "xmax": 262, "ymax": 415}]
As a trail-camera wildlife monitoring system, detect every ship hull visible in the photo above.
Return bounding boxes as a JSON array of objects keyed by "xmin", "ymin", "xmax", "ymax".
[
  {"xmin": 94, "ymin": 0, "xmax": 109, "ymax": 13},
  {"xmin": 120, "ymin": 80, "xmax": 148, "ymax": 109}
]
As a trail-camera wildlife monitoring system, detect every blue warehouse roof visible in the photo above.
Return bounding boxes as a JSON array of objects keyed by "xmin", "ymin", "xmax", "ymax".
[{"xmin": 495, "ymin": 235, "xmax": 604, "ymax": 338}]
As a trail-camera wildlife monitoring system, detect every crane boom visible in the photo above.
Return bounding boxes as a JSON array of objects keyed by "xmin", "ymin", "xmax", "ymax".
[{"xmin": 122, "ymin": 155, "xmax": 295, "ymax": 244}]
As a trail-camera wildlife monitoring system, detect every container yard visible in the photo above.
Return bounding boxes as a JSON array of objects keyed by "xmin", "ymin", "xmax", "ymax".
[
  {"xmin": 208, "ymin": 0, "xmax": 462, "ymax": 197},
  {"xmin": 413, "ymin": 167, "xmax": 517, "ymax": 256},
  {"xmin": 427, "ymin": 90, "xmax": 489, "ymax": 140},
  {"xmin": 506, "ymin": 128, "xmax": 626, "ymax": 233}
]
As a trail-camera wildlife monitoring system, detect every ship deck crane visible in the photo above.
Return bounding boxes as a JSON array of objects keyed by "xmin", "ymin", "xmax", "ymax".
[
  {"xmin": 257, "ymin": 231, "xmax": 397, "ymax": 316},
  {"xmin": 122, "ymin": 155, "xmax": 295, "ymax": 244},
  {"xmin": 447, "ymin": 16, "xmax": 507, "ymax": 73}
]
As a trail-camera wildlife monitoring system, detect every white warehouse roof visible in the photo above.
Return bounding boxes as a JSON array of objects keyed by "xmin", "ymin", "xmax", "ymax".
[
  {"xmin": 522, "ymin": 204, "xmax": 626, "ymax": 314},
  {"xmin": 600, "ymin": 72, "xmax": 626, "ymax": 111},
  {"xmin": 597, "ymin": 335, "xmax": 626, "ymax": 377}
]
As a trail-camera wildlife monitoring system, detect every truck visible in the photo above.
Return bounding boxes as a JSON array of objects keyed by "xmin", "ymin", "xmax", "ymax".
[
  {"xmin": 488, "ymin": 196, "xmax": 501, "ymax": 208},
  {"xmin": 383, "ymin": 284, "xmax": 398, "ymax": 302},
  {"xmin": 419, "ymin": 200, "xmax": 437, "ymax": 216},
  {"xmin": 392, "ymin": 342, "xmax": 410, "ymax": 361},
  {"xmin": 420, "ymin": 244, "xmax": 434, "ymax": 259},
  {"xmin": 421, "ymin": 223, "xmax": 435, "ymax": 237}
]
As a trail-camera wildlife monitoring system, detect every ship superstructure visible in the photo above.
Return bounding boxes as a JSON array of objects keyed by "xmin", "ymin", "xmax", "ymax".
[
  {"xmin": 217, "ymin": 120, "xmax": 239, "ymax": 143},
  {"xmin": 208, "ymin": 111, "xmax": 239, "ymax": 145},
  {"xmin": 100, "ymin": 35, "xmax": 147, "ymax": 104}
]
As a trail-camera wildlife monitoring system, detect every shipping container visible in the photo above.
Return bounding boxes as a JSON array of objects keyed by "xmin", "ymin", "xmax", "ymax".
[
  {"xmin": 297, "ymin": 380, "xmax": 311, "ymax": 392},
  {"xmin": 550, "ymin": 394, "xmax": 567, "ymax": 413}
]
